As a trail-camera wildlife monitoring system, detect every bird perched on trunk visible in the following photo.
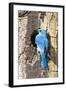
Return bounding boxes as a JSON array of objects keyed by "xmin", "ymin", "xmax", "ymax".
[{"xmin": 35, "ymin": 29, "xmax": 49, "ymax": 70}]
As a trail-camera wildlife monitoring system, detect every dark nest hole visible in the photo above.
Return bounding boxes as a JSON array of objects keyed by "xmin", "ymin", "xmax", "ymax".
[{"xmin": 31, "ymin": 30, "xmax": 39, "ymax": 48}]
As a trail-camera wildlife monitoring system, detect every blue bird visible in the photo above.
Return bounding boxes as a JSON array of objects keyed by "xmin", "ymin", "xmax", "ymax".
[{"xmin": 35, "ymin": 29, "xmax": 49, "ymax": 70}]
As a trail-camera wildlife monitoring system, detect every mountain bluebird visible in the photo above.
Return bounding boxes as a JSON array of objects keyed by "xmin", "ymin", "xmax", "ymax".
[{"xmin": 35, "ymin": 29, "xmax": 49, "ymax": 70}]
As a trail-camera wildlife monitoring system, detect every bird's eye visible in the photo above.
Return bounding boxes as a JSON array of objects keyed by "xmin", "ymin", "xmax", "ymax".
[{"xmin": 39, "ymin": 30, "xmax": 41, "ymax": 32}]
